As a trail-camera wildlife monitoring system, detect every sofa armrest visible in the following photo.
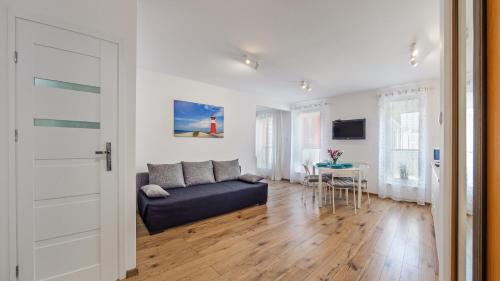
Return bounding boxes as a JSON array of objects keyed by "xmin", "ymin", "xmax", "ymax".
[{"xmin": 136, "ymin": 172, "xmax": 149, "ymax": 193}]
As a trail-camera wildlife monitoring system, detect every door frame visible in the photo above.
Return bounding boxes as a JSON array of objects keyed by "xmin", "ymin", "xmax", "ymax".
[
  {"xmin": 485, "ymin": 0, "xmax": 500, "ymax": 279},
  {"xmin": 453, "ymin": 0, "xmax": 488, "ymax": 279},
  {"xmin": 472, "ymin": 0, "xmax": 486, "ymax": 280},
  {"xmin": 7, "ymin": 10, "xmax": 129, "ymax": 280}
]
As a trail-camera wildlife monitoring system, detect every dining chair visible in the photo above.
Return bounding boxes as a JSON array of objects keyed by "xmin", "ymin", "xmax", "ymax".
[
  {"xmin": 357, "ymin": 163, "xmax": 370, "ymax": 205},
  {"xmin": 301, "ymin": 164, "xmax": 331, "ymax": 205},
  {"xmin": 327, "ymin": 169, "xmax": 357, "ymax": 214},
  {"xmin": 349, "ymin": 162, "xmax": 370, "ymax": 205}
]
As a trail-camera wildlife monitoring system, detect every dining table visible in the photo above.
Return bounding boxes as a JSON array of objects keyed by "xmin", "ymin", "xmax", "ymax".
[{"xmin": 317, "ymin": 165, "xmax": 364, "ymax": 212}]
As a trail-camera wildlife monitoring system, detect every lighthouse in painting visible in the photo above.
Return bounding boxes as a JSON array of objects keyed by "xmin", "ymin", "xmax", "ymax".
[
  {"xmin": 173, "ymin": 100, "xmax": 224, "ymax": 138},
  {"xmin": 210, "ymin": 114, "xmax": 216, "ymax": 135}
]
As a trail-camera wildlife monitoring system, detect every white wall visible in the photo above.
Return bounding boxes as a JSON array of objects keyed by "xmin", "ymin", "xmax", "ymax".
[
  {"xmin": 136, "ymin": 68, "xmax": 290, "ymax": 174},
  {"xmin": 324, "ymin": 81, "xmax": 441, "ymax": 201},
  {"xmin": 0, "ymin": 5, "xmax": 9, "ymax": 281},
  {"xmin": 427, "ymin": 82, "xmax": 442, "ymax": 201},
  {"xmin": 325, "ymin": 91, "xmax": 380, "ymax": 194},
  {"xmin": 0, "ymin": 1, "xmax": 137, "ymax": 279},
  {"xmin": 437, "ymin": 0, "xmax": 453, "ymax": 279}
]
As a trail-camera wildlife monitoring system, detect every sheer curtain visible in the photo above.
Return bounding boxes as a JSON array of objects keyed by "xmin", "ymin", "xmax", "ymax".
[
  {"xmin": 255, "ymin": 110, "xmax": 284, "ymax": 180},
  {"xmin": 378, "ymin": 87, "xmax": 428, "ymax": 205},
  {"xmin": 290, "ymin": 101, "xmax": 329, "ymax": 183}
]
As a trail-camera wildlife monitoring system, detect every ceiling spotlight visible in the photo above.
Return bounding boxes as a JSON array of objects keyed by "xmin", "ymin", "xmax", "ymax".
[
  {"xmin": 410, "ymin": 42, "xmax": 419, "ymax": 67},
  {"xmin": 300, "ymin": 81, "xmax": 312, "ymax": 92},
  {"xmin": 410, "ymin": 57, "xmax": 419, "ymax": 67},
  {"xmin": 243, "ymin": 55, "xmax": 259, "ymax": 70}
]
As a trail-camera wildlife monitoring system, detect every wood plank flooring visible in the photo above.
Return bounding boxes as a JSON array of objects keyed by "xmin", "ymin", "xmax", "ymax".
[{"xmin": 130, "ymin": 181, "xmax": 439, "ymax": 281}]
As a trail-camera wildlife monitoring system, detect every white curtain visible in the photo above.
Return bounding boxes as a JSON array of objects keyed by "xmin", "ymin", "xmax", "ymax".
[
  {"xmin": 378, "ymin": 87, "xmax": 428, "ymax": 205},
  {"xmin": 255, "ymin": 110, "xmax": 284, "ymax": 180},
  {"xmin": 290, "ymin": 101, "xmax": 329, "ymax": 183}
]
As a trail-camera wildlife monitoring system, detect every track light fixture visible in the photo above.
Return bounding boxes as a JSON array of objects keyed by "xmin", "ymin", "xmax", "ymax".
[
  {"xmin": 243, "ymin": 55, "xmax": 260, "ymax": 70},
  {"xmin": 301, "ymin": 81, "xmax": 312, "ymax": 92},
  {"xmin": 410, "ymin": 42, "xmax": 419, "ymax": 67}
]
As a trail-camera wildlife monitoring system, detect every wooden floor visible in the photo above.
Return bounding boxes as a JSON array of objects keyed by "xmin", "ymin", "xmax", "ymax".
[{"xmin": 130, "ymin": 181, "xmax": 438, "ymax": 281}]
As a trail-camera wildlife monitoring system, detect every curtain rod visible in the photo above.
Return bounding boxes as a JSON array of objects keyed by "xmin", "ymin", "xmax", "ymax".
[{"xmin": 377, "ymin": 86, "xmax": 432, "ymax": 97}]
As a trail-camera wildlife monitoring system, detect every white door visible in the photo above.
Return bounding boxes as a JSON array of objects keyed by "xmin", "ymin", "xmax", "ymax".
[{"xmin": 15, "ymin": 19, "xmax": 119, "ymax": 281}]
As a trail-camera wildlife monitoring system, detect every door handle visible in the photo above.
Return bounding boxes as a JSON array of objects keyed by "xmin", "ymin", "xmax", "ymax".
[{"xmin": 95, "ymin": 142, "xmax": 112, "ymax": 171}]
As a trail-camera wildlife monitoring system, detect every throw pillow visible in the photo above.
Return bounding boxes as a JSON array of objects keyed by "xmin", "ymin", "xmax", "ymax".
[
  {"xmin": 141, "ymin": 184, "xmax": 170, "ymax": 198},
  {"xmin": 147, "ymin": 163, "xmax": 186, "ymax": 189},
  {"xmin": 239, "ymin": 173, "xmax": 264, "ymax": 183},
  {"xmin": 213, "ymin": 159, "xmax": 241, "ymax": 182},
  {"xmin": 182, "ymin": 161, "xmax": 216, "ymax": 186}
]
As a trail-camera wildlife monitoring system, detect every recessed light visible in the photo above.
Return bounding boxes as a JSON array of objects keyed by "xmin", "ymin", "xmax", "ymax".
[{"xmin": 243, "ymin": 55, "xmax": 259, "ymax": 70}]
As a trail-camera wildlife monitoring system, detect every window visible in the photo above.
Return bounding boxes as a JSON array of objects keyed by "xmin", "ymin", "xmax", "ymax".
[
  {"xmin": 256, "ymin": 113, "xmax": 273, "ymax": 170},
  {"xmin": 378, "ymin": 90, "xmax": 427, "ymax": 205},
  {"xmin": 255, "ymin": 110, "xmax": 286, "ymax": 180},
  {"xmin": 390, "ymin": 110, "xmax": 420, "ymax": 181},
  {"xmin": 386, "ymin": 98, "xmax": 420, "ymax": 184},
  {"xmin": 293, "ymin": 110, "xmax": 321, "ymax": 173}
]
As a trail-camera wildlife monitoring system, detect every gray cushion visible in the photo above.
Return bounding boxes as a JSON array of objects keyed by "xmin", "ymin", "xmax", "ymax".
[
  {"xmin": 147, "ymin": 163, "xmax": 186, "ymax": 189},
  {"xmin": 141, "ymin": 184, "xmax": 170, "ymax": 198},
  {"xmin": 238, "ymin": 173, "xmax": 264, "ymax": 183},
  {"xmin": 332, "ymin": 178, "xmax": 356, "ymax": 188},
  {"xmin": 213, "ymin": 159, "xmax": 241, "ymax": 182},
  {"xmin": 182, "ymin": 161, "xmax": 216, "ymax": 186},
  {"xmin": 305, "ymin": 174, "xmax": 332, "ymax": 183}
]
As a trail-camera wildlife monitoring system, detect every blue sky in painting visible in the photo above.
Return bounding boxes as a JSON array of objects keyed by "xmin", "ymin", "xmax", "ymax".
[{"xmin": 174, "ymin": 100, "xmax": 224, "ymax": 133}]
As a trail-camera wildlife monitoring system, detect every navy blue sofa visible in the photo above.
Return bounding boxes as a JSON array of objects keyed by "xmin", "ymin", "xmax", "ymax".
[{"xmin": 137, "ymin": 172, "xmax": 268, "ymax": 234}]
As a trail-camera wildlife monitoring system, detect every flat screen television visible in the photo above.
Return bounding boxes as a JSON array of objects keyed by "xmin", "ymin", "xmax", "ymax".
[{"xmin": 332, "ymin": 119, "xmax": 366, "ymax": 140}]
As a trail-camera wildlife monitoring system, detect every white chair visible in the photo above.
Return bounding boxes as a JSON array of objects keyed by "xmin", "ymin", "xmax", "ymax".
[
  {"xmin": 327, "ymin": 169, "xmax": 358, "ymax": 214},
  {"xmin": 302, "ymin": 164, "xmax": 331, "ymax": 205},
  {"xmin": 350, "ymin": 163, "xmax": 370, "ymax": 205},
  {"xmin": 357, "ymin": 163, "xmax": 371, "ymax": 205}
]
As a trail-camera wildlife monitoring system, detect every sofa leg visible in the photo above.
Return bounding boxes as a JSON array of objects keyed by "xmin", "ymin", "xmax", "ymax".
[{"xmin": 149, "ymin": 231, "xmax": 163, "ymax": 235}]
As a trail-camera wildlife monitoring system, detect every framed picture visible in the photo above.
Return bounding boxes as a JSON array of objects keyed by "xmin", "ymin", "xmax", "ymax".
[{"xmin": 174, "ymin": 100, "xmax": 224, "ymax": 138}]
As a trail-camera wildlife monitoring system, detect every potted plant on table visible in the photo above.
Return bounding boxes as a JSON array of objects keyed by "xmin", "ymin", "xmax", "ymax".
[{"xmin": 327, "ymin": 149, "xmax": 343, "ymax": 165}]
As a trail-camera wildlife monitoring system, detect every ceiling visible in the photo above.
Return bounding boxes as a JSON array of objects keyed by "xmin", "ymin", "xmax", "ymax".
[{"xmin": 138, "ymin": 0, "xmax": 440, "ymax": 103}]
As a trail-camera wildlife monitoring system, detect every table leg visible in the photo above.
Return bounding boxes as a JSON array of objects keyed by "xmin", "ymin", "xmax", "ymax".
[
  {"xmin": 318, "ymin": 170, "xmax": 323, "ymax": 207},
  {"xmin": 357, "ymin": 170, "xmax": 362, "ymax": 208},
  {"xmin": 331, "ymin": 174, "xmax": 335, "ymax": 214}
]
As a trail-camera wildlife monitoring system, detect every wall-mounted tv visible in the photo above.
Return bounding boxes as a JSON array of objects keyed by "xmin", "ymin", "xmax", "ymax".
[{"xmin": 332, "ymin": 119, "xmax": 366, "ymax": 140}]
